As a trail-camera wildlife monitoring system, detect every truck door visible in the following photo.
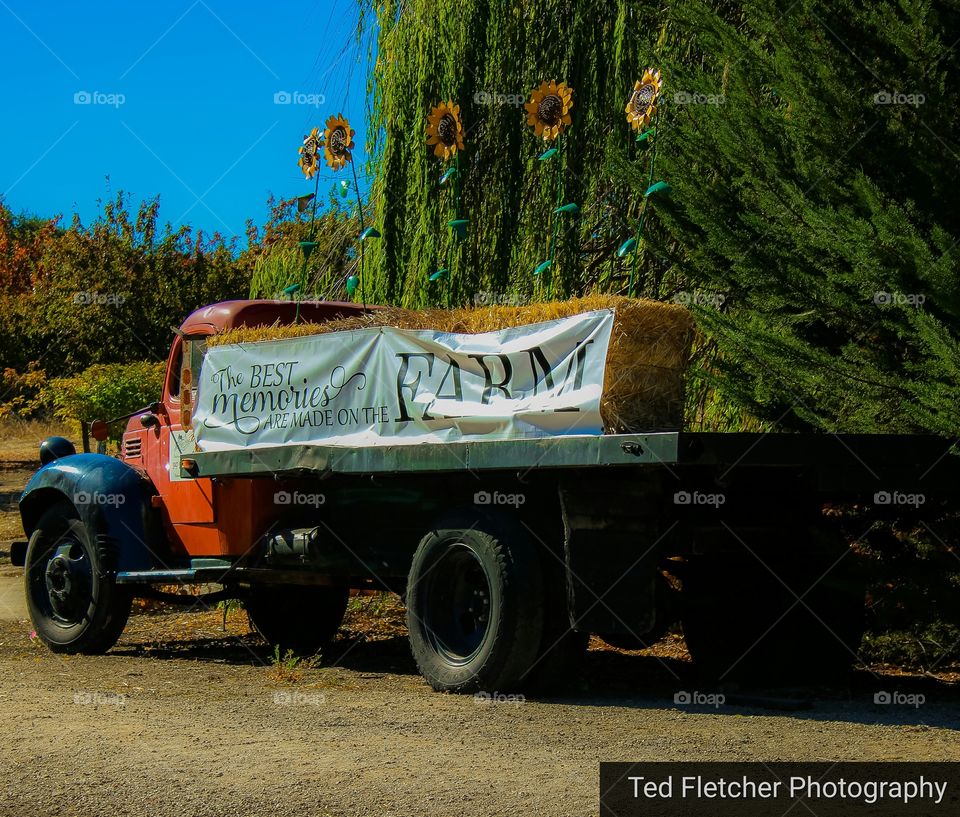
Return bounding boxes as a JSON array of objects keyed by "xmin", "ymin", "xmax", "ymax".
[{"xmin": 158, "ymin": 335, "xmax": 215, "ymax": 526}]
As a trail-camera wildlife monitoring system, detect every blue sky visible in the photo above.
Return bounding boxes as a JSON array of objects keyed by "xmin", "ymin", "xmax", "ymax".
[{"xmin": 0, "ymin": 0, "xmax": 373, "ymax": 241}]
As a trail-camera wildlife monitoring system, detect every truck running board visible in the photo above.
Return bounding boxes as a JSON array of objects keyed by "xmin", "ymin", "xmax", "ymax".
[
  {"xmin": 115, "ymin": 560, "xmax": 234, "ymax": 585},
  {"xmin": 116, "ymin": 559, "xmax": 346, "ymax": 587}
]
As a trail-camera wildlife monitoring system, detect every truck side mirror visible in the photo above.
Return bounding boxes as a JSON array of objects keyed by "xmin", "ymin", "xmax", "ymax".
[{"xmin": 139, "ymin": 413, "xmax": 161, "ymax": 429}]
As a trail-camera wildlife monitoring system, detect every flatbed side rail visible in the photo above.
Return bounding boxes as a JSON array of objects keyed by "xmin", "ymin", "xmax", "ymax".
[
  {"xmin": 182, "ymin": 431, "xmax": 959, "ymax": 491},
  {"xmin": 182, "ymin": 432, "xmax": 682, "ymax": 478},
  {"xmin": 677, "ymin": 432, "xmax": 960, "ymax": 493}
]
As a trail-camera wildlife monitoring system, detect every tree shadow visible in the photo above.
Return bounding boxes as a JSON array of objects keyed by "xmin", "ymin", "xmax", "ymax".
[
  {"xmin": 112, "ymin": 629, "xmax": 421, "ymax": 675},
  {"xmin": 537, "ymin": 648, "xmax": 960, "ymax": 730}
]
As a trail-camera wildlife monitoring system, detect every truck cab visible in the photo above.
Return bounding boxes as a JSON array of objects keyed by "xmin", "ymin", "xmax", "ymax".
[
  {"xmin": 16, "ymin": 299, "xmax": 370, "ymax": 658},
  {"xmin": 120, "ymin": 299, "xmax": 369, "ymax": 559}
]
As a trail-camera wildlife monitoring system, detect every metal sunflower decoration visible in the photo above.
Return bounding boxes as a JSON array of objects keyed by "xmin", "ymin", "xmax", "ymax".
[
  {"xmin": 426, "ymin": 101, "xmax": 465, "ymax": 161},
  {"xmin": 298, "ymin": 127, "xmax": 321, "ymax": 179},
  {"xmin": 425, "ymin": 101, "xmax": 468, "ymax": 303},
  {"xmin": 314, "ymin": 112, "xmax": 375, "ymax": 306},
  {"xmin": 527, "ymin": 80, "xmax": 577, "ymax": 299},
  {"xmin": 620, "ymin": 68, "xmax": 672, "ymax": 298},
  {"xmin": 625, "ymin": 68, "xmax": 663, "ymax": 131},
  {"xmin": 323, "ymin": 114, "xmax": 355, "ymax": 171},
  {"xmin": 291, "ymin": 127, "xmax": 324, "ymax": 321},
  {"xmin": 524, "ymin": 80, "xmax": 574, "ymax": 141}
]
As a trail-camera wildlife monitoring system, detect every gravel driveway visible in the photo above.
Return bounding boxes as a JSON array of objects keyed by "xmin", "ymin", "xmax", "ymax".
[{"xmin": 0, "ymin": 571, "xmax": 957, "ymax": 817}]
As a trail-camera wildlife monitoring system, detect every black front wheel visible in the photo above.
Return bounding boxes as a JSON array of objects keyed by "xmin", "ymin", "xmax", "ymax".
[
  {"xmin": 25, "ymin": 502, "xmax": 131, "ymax": 654},
  {"xmin": 406, "ymin": 512, "xmax": 544, "ymax": 693}
]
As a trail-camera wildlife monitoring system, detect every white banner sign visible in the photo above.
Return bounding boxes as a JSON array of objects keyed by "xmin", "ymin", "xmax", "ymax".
[{"xmin": 193, "ymin": 309, "xmax": 613, "ymax": 451}]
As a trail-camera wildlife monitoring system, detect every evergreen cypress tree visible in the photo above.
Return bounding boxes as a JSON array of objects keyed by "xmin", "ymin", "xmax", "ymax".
[{"xmin": 647, "ymin": 0, "xmax": 960, "ymax": 434}]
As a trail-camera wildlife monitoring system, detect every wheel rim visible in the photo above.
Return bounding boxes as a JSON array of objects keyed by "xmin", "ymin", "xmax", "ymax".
[
  {"xmin": 30, "ymin": 534, "xmax": 94, "ymax": 627},
  {"xmin": 420, "ymin": 543, "xmax": 492, "ymax": 665}
]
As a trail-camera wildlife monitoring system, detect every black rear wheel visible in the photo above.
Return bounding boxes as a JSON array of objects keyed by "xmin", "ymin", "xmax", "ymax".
[
  {"xmin": 682, "ymin": 544, "xmax": 865, "ymax": 684},
  {"xmin": 25, "ymin": 502, "xmax": 131, "ymax": 654},
  {"xmin": 406, "ymin": 511, "xmax": 544, "ymax": 693},
  {"xmin": 598, "ymin": 572, "xmax": 679, "ymax": 651}
]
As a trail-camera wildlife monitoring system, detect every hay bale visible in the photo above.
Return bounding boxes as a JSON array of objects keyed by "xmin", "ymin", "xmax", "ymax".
[{"xmin": 209, "ymin": 295, "xmax": 694, "ymax": 431}]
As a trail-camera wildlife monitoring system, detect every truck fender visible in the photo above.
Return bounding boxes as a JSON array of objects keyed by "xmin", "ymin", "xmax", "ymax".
[{"xmin": 19, "ymin": 454, "xmax": 166, "ymax": 573}]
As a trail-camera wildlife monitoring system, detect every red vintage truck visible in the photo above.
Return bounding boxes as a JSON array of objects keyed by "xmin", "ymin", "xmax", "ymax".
[{"xmin": 12, "ymin": 299, "xmax": 959, "ymax": 692}]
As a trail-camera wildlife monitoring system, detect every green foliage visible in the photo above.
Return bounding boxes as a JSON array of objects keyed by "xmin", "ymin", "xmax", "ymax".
[
  {"xmin": 268, "ymin": 645, "xmax": 321, "ymax": 682},
  {"xmin": 0, "ymin": 363, "xmax": 48, "ymax": 422},
  {"xmin": 861, "ymin": 622, "xmax": 960, "ymax": 669},
  {"xmin": 0, "ymin": 186, "xmax": 366, "ymax": 401},
  {"xmin": 346, "ymin": 591, "xmax": 396, "ymax": 618},
  {"xmin": 0, "ymin": 188, "xmax": 365, "ymax": 422},
  {"xmin": 47, "ymin": 361, "xmax": 165, "ymax": 440},
  {"xmin": 0, "ymin": 193, "xmax": 251, "ymax": 375},
  {"xmin": 644, "ymin": 0, "xmax": 960, "ymax": 435},
  {"xmin": 250, "ymin": 246, "xmax": 303, "ymax": 299},
  {"xmin": 248, "ymin": 190, "xmax": 359, "ymax": 300},
  {"xmin": 360, "ymin": 0, "xmax": 670, "ymax": 307},
  {"xmin": 854, "ymin": 514, "xmax": 960, "ymax": 669},
  {"xmin": 360, "ymin": 0, "xmax": 960, "ymax": 436}
]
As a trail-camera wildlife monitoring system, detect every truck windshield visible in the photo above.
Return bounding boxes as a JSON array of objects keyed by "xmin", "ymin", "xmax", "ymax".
[{"xmin": 170, "ymin": 336, "xmax": 208, "ymax": 401}]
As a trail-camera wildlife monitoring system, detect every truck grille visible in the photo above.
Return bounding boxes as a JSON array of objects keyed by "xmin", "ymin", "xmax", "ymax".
[{"xmin": 123, "ymin": 437, "xmax": 142, "ymax": 459}]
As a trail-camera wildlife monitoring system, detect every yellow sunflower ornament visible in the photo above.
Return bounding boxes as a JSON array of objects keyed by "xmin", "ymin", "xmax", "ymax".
[
  {"xmin": 625, "ymin": 68, "xmax": 663, "ymax": 131},
  {"xmin": 426, "ymin": 101, "xmax": 465, "ymax": 160},
  {"xmin": 323, "ymin": 114, "xmax": 355, "ymax": 171},
  {"xmin": 524, "ymin": 80, "xmax": 574, "ymax": 141},
  {"xmin": 298, "ymin": 127, "xmax": 321, "ymax": 179}
]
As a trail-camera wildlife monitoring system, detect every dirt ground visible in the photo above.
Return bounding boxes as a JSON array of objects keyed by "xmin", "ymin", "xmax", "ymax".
[{"xmin": 1, "ymin": 426, "xmax": 959, "ymax": 816}]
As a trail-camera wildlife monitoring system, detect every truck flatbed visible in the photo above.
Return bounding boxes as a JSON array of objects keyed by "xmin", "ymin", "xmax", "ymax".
[{"xmin": 183, "ymin": 431, "xmax": 958, "ymax": 492}]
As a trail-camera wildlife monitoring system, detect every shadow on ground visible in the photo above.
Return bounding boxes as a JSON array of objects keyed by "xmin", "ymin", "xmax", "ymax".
[{"xmin": 103, "ymin": 621, "xmax": 960, "ymax": 730}]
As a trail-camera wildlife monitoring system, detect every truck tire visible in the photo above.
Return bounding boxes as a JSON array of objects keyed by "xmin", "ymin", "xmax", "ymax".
[
  {"xmin": 598, "ymin": 572, "xmax": 678, "ymax": 651},
  {"xmin": 246, "ymin": 585, "xmax": 349, "ymax": 655},
  {"xmin": 406, "ymin": 511, "xmax": 544, "ymax": 693},
  {"xmin": 681, "ymin": 549, "xmax": 865, "ymax": 684},
  {"xmin": 24, "ymin": 502, "xmax": 132, "ymax": 654}
]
